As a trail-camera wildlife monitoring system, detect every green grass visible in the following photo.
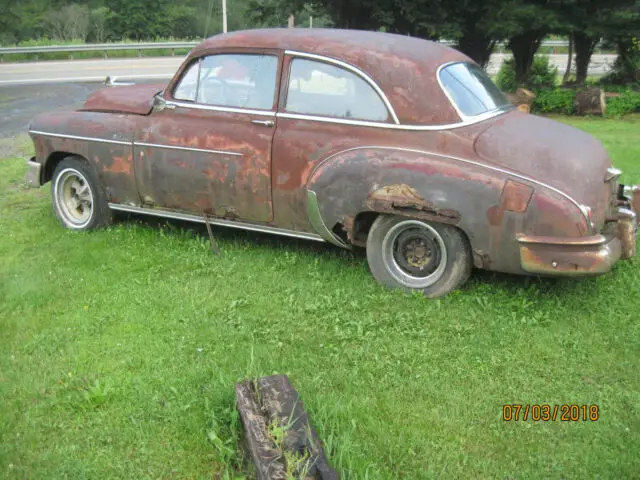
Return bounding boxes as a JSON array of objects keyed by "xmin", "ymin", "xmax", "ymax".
[{"xmin": 1, "ymin": 116, "xmax": 639, "ymax": 479}]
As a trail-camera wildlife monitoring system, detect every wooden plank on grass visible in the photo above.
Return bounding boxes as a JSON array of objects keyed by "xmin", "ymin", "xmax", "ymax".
[{"xmin": 235, "ymin": 375, "xmax": 338, "ymax": 479}]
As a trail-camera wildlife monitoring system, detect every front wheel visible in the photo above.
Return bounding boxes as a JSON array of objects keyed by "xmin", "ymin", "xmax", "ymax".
[
  {"xmin": 51, "ymin": 156, "xmax": 112, "ymax": 230},
  {"xmin": 366, "ymin": 215, "xmax": 472, "ymax": 298}
]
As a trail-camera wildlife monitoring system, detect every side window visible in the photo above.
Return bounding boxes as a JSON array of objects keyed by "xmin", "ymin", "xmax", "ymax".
[
  {"xmin": 285, "ymin": 58, "xmax": 389, "ymax": 122},
  {"xmin": 173, "ymin": 60, "xmax": 200, "ymax": 102},
  {"xmin": 172, "ymin": 54, "xmax": 278, "ymax": 110},
  {"xmin": 198, "ymin": 54, "xmax": 277, "ymax": 110}
]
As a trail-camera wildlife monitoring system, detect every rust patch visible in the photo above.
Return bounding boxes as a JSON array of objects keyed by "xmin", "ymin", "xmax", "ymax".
[
  {"xmin": 486, "ymin": 205, "xmax": 504, "ymax": 226},
  {"xmin": 500, "ymin": 179, "xmax": 533, "ymax": 213},
  {"xmin": 103, "ymin": 155, "xmax": 132, "ymax": 175},
  {"xmin": 472, "ymin": 250, "xmax": 491, "ymax": 269},
  {"xmin": 365, "ymin": 184, "xmax": 460, "ymax": 223},
  {"xmin": 342, "ymin": 215, "xmax": 355, "ymax": 243},
  {"xmin": 618, "ymin": 214, "xmax": 636, "ymax": 259},
  {"xmin": 632, "ymin": 186, "xmax": 640, "ymax": 219}
]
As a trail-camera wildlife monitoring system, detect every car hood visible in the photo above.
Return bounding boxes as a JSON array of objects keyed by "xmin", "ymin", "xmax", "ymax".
[
  {"xmin": 474, "ymin": 111, "xmax": 612, "ymax": 219},
  {"xmin": 79, "ymin": 84, "xmax": 165, "ymax": 115}
]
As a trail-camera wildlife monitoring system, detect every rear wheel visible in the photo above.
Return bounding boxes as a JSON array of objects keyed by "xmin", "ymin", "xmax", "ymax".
[
  {"xmin": 51, "ymin": 156, "xmax": 112, "ymax": 230},
  {"xmin": 366, "ymin": 215, "xmax": 472, "ymax": 298}
]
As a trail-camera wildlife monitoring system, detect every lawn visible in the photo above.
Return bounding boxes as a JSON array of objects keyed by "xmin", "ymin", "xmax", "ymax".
[{"xmin": 1, "ymin": 116, "xmax": 639, "ymax": 479}]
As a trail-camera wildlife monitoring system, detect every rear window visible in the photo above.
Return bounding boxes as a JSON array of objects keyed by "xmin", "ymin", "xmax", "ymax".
[{"xmin": 439, "ymin": 62, "xmax": 511, "ymax": 118}]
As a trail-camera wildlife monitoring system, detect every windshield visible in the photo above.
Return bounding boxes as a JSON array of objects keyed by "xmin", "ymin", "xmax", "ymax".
[{"xmin": 439, "ymin": 62, "xmax": 511, "ymax": 118}]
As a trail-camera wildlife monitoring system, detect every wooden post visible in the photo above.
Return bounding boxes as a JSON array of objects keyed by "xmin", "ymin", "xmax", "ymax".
[
  {"xmin": 310, "ymin": 15, "xmax": 313, "ymax": 28},
  {"xmin": 288, "ymin": 14, "xmax": 294, "ymax": 28}
]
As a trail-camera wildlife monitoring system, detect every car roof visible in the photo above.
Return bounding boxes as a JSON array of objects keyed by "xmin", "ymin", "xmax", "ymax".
[{"xmin": 189, "ymin": 28, "xmax": 473, "ymax": 125}]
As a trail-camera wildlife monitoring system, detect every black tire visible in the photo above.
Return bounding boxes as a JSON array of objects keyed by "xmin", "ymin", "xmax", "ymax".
[
  {"xmin": 366, "ymin": 215, "xmax": 472, "ymax": 298},
  {"xmin": 51, "ymin": 156, "xmax": 112, "ymax": 230}
]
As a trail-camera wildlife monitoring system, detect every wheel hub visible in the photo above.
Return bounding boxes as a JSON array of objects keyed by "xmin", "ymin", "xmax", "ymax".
[{"xmin": 393, "ymin": 228, "xmax": 441, "ymax": 278}]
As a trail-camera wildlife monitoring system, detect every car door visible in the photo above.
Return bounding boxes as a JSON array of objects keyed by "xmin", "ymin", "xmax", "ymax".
[{"xmin": 134, "ymin": 50, "xmax": 282, "ymax": 222}]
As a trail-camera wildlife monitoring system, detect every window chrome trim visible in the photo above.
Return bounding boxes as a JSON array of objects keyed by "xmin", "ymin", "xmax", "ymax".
[
  {"xmin": 284, "ymin": 49, "xmax": 400, "ymax": 125},
  {"xmin": 276, "ymin": 110, "xmax": 506, "ymax": 131},
  {"xmin": 28, "ymin": 130, "xmax": 131, "ymax": 146},
  {"xmin": 166, "ymin": 100, "xmax": 276, "ymax": 117},
  {"xmin": 436, "ymin": 61, "xmax": 514, "ymax": 122},
  {"xmin": 108, "ymin": 203, "xmax": 326, "ymax": 243},
  {"xmin": 310, "ymin": 145, "xmax": 591, "ymax": 228},
  {"xmin": 134, "ymin": 141, "xmax": 242, "ymax": 157}
]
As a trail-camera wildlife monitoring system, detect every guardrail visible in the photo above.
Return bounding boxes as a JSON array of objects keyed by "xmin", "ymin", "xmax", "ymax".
[
  {"xmin": 0, "ymin": 39, "xmax": 598, "ymax": 62},
  {"xmin": 0, "ymin": 41, "xmax": 200, "ymax": 61}
]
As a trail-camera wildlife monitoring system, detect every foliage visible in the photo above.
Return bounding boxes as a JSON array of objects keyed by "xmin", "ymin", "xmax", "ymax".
[
  {"xmin": 532, "ymin": 88, "xmax": 576, "ymax": 114},
  {"xmin": 496, "ymin": 56, "xmax": 557, "ymax": 92},
  {"xmin": 605, "ymin": 89, "xmax": 640, "ymax": 117},
  {"xmin": 2, "ymin": 116, "xmax": 640, "ymax": 477},
  {"xmin": 601, "ymin": 37, "xmax": 640, "ymax": 85},
  {"xmin": 495, "ymin": 59, "xmax": 518, "ymax": 92}
]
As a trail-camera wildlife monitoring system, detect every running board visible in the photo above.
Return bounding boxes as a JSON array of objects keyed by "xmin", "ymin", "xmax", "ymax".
[{"xmin": 108, "ymin": 203, "xmax": 326, "ymax": 243}]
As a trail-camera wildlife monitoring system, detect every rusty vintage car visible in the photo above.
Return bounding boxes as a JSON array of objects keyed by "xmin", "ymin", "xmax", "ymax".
[{"xmin": 26, "ymin": 29, "xmax": 639, "ymax": 297}]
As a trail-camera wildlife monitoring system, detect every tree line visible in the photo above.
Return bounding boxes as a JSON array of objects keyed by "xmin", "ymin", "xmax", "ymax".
[{"xmin": 2, "ymin": 0, "xmax": 638, "ymax": 85}]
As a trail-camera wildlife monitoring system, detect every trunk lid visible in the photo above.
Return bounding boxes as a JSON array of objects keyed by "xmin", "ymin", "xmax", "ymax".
[{"xmin": 474, "ymin": 111, "xmax": 614, "ymax": 230}]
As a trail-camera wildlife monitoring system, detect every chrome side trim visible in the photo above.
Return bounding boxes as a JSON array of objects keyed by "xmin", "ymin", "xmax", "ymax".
[
  {"xmin": 276, "ymin": 111, "xmax": 506, "ymax": 131},
  {"xmin": 108, "ymin": 203, "xmax": 326, "ymax": 243},
  {"xmin": 28, "ymin": 130, "xmax": 131, "ymax": 146},
  {"xmin": 166, "ymin": 100, "xmax": 276, "ymax": 117},
  {"xmin": 309, "ymin": 145, "xmax": 591, "ymax": 228},
  {"xmin": 306, "ymin": 190, "xmax": 349, "ymax": 248},
  {"xmin": 134, "ymin": 141, "xmax": 242, "ymax": 157},
  {"xmin": 284, "ymin": 49, "xmax": 400, "ymax": 125}
]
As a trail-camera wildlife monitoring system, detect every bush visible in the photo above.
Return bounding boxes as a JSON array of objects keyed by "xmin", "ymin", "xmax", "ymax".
[
  {"xmin": 606, "ymin": 90, "xmax": 640, "ymax": 117},
  {"xmin": 496, "ymin": 55, "xmax": 557, "ymax": 93},
  {"xmin": 532, "ymin": 88, "xmax": 576, "ymax": 114},
  {"xmin": 495, "ymin": 59, "xmax": 518, "ymax": 92}
]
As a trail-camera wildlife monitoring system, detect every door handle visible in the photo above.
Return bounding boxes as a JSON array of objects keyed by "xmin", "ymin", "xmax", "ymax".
[{"xmin": 251, "ymin": 119, "xmax": 274, "ymax": 127}]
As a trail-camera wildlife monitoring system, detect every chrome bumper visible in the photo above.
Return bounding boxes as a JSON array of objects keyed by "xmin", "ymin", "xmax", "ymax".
[
  {"xmin": 25, "ymin": 157, "xmax": 42, "ymax": 188},
  {"xmin": 518, "ymin": 184, "xmax": 639, "ymax": 276}
]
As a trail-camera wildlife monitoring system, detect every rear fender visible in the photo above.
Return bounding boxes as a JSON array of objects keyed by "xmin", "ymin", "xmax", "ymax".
[{"xmin": 306, "ymin": 147, "xmax": 586, "ymax": 274}]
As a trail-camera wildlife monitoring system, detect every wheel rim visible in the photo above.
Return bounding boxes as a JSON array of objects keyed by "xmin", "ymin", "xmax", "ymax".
[
  {"xmin": 54, "ymin": 168, "xmax": 94, "ymax": 228},
  {"xmin": 381, "ymin": 219, "xmax": 448, "ymax": 289}
]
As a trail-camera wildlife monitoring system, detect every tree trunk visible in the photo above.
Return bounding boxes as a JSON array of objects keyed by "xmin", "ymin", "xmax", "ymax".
[
  {"xmin": 562, "ymin": 33, "xmax": 573, "ymax": 84},
  {"xmin": 508, "ymin": 31, "xmax": 545, "ymax": 85},
  {"xmin": 457, "ymin": 30, "xmax": 496, "ymax": 68},
  {"xmin": 574, "ymin": 32, "xmax": 598, "ymax": 85},
  {"xmin": 574, "ymin": 87, "xmax": 606, "ymax": 115}
]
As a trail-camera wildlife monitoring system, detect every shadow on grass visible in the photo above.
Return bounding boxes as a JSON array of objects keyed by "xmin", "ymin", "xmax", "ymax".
[{"xmin": 113, "ymin": 211, "xmax": 609, "ymax": 301}]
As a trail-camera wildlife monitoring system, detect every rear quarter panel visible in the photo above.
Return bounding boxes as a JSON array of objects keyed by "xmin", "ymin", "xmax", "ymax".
[{"xmin": 306, "ymin": 146, "xmax": 587, "ymax": 275}]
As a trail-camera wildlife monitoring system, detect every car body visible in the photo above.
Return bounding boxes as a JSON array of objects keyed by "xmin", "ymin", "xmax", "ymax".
[{"xmin": 26, "ymin": 28, "xmax": 639, "ymax": 297}]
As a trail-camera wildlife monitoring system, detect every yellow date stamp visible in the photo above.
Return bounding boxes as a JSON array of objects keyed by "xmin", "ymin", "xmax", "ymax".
[{"xmin": 503, "ymin": 404, "xmax": 599, "ymax": 422}]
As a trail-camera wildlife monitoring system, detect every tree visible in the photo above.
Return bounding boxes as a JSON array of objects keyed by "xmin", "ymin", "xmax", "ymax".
[
  {"xmin": 44, "ymin": 4, "xmax": 91, "ymax": 42},
  {"xmin": 504, "ymin": 0, "xmax": 559, "ymax": 85},
  {"xmin": 90, "ymin": 6, "xmax": 113, "ymax": 42}
]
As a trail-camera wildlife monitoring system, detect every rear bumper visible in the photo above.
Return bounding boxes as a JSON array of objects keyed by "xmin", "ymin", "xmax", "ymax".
[
  {"xmin": 25, "ymin": 157, "xmax": 42, "ymax": 188},
  {"xmin": 518, "ymin": 184, "xmax": 638, "ymax": 276}
]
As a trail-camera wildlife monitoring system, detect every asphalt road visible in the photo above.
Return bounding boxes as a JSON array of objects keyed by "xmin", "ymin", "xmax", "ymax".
[
  {"xmin": 0, "ymin": 57, "xmax": 180, "ymax": 86},
  {"xmin": 0, "ymin": 53, "xmax": 617, "ymax": 139},
  {"xmin": 0, "ymin": 80, "xmax": 168, "ymax": 139},
  {"xmin": 0, "ymin": 53, "xmax": 618, "ymax": 86}
]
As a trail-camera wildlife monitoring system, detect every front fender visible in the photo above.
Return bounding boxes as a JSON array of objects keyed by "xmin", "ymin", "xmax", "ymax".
[
  {"xmin": 306, "ymin": 146, "xmax": 588, "ymax": 275},
  {"xmin": 29, "ymin": 110, "xmax": 139, "ymax": 205}
]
